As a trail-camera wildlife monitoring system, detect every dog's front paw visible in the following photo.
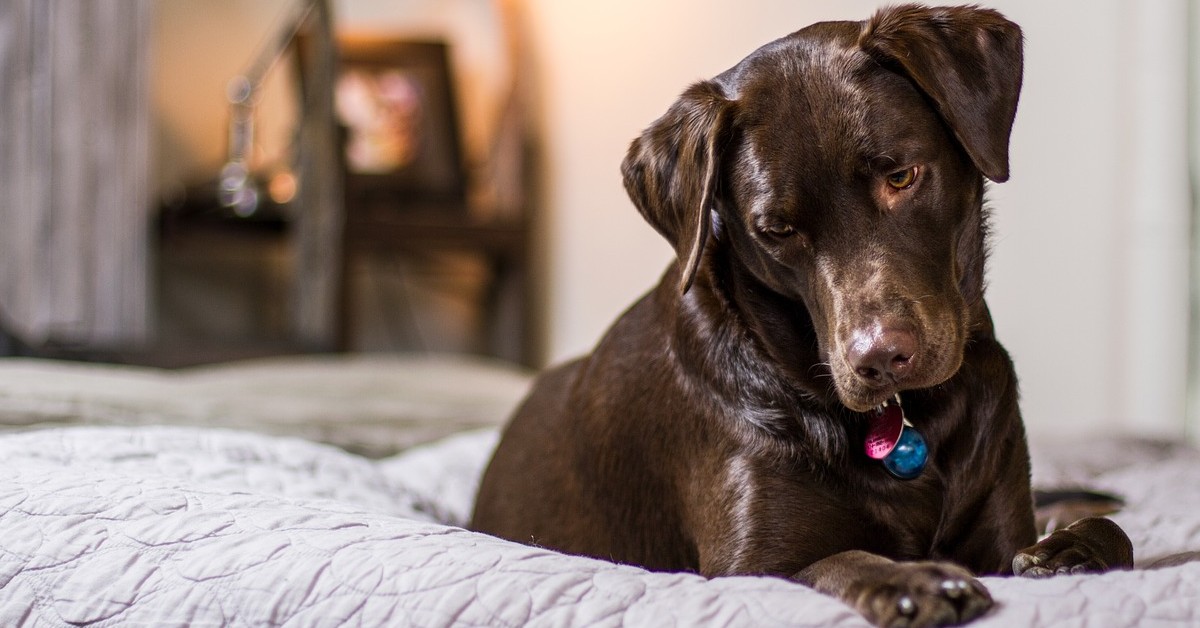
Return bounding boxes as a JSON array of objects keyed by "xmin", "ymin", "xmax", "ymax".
[
  {"xmin": 1013, "ymin": 516, "xmax": 1134, "ymax": 577},
  {"xmin": 852, "ymin": 562, "xmax": 993, "ymax": 627}
]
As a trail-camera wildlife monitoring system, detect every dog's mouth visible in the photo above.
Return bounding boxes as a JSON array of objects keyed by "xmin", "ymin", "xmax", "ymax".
[{"xmin": 840, "ymin": 382, "xmax": 903, "ymax": 414}]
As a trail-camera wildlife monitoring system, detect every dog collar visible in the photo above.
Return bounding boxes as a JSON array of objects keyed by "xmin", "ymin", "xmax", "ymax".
[{"xmin": 864, "ymin": 395, "xmax": 928, "ymax": 480}]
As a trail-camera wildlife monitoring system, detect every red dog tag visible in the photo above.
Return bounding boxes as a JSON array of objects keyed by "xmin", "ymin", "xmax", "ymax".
[{"xmin": 865, "ymin": 404, "xmax": 904, "ymax": 460}]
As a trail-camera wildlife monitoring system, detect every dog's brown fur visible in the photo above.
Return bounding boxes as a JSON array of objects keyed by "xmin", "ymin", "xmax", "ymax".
[{"xmin": 473, "ymin": 5, "xmax": 1133, "ymax": 626}]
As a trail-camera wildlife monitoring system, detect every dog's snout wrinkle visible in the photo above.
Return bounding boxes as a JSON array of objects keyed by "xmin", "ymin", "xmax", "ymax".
[{"xmin": 847, "ymin": 321, "xmax": 918, "ymax": 385}]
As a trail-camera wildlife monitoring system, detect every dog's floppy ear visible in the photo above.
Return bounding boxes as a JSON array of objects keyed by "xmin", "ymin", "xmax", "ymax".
[
  {"xmin": 622, "ymin": 81, "xmax": 733, "ymax": 294},
  {"xmin": 860, "ymin": 5, "xmax": 1023, "ymax": 182}
]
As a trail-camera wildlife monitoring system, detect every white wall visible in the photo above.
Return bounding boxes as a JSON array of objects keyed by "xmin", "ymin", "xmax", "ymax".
[
  {"xmin": 522, "ymin": 0, "xmax": 1194, "ymax": 441},
  {"xmin": 154, "ymin": 0, "xmax": 294, "ymax": 192},
  {"xmin": 154, "ymin": 0, "xmax": 506, "ymax": 192},
  {"xmin": 987, "ymin": 0, "xmax": 1191, "ymax": 440},
  {"xmin": 1192, "ymin": 1, "xmax": 1200, "ymax": 443}
]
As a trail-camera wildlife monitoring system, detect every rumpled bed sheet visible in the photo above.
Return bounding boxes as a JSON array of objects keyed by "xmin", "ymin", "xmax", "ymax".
[{"xmin": 0, "ymin": 426, "xmax": 1197, "ymax": 627}]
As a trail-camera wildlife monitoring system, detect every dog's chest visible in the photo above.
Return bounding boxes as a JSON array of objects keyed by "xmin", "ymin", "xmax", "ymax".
[
  {"xmin": 718, "ymin": 448, "xmax": 952, "ymax": 565},
  {"xmin": 856, "ymin": 471, "xmax": 949, "ymax": 558}
]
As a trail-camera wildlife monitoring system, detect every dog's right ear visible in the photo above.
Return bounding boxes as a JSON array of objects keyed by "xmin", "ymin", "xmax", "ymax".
[{"xmin": 622, "ymin": 81, "xmax": 733, "ymax": 294}]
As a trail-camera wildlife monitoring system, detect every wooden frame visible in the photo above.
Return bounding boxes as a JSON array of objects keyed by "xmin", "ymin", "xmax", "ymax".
[{"xmin": 336, "ymin": 38, "xmax": 467, "ymax": 210}]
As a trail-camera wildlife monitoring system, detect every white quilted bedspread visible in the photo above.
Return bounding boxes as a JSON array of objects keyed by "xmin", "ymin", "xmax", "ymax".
[{"xmin": 1, "ymin": 426, "xmax": 1198, "ymax": 627}]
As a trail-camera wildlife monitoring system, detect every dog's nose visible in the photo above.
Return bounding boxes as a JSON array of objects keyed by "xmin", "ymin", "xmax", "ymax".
[{"xmin": 847, "ymin": 323, "xmax": 918, "ymax": 385}]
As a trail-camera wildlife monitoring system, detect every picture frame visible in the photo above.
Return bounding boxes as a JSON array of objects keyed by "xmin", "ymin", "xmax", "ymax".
[{"xmin": 335, "ymin": 37, "xmax": 467, "ymax": 210}]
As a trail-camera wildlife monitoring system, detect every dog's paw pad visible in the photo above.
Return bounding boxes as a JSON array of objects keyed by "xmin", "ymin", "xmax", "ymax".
[
  {"xmin": 939, "ymin": 578, "xmax": 970, "ymax": 599},
  {"xmin": 857, "ymin": 564, "xmax": 992, "ymax": 627},
  {"xmin": 1014, "ymin": 518, "xmax": 1132, "ymax": 577},
  {"xmin": 1011, "ymin": 551, "xmax": 1048, "ymax": 576}
]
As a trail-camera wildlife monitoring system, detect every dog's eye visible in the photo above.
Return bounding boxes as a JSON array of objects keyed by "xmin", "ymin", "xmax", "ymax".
[
  {"xmin": 886, "ymin": 167, "xmax": 918, "ymax": 190},
  {"xmin": 763, "ymin": 224, "xmax": 796, "ymax": 237}
]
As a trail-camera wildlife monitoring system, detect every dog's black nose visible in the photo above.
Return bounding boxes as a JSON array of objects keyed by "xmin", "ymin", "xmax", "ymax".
[{"xmin": 848, "ymin": 324, "xmax": 917, "ymax": 385}]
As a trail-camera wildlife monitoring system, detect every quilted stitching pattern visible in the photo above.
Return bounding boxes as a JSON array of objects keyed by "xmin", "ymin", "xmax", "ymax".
[{"xmin": 0, "ymin": 426, "xmax": 1197, "ymax": 627}]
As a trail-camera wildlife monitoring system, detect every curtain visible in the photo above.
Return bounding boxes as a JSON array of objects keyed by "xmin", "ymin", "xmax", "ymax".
[{"xmin": 0, "ymin": 0, "xmax": 152, "ymax": 347}]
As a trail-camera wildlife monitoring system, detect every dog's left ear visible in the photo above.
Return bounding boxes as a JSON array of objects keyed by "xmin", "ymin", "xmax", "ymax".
[
  {"xmin": 860, "ymin": 5, "xmax": 1023, "ymax": 182},
  {"xmin": 622, "ymin": 81, "xmax": 734, "ymax": 294}
]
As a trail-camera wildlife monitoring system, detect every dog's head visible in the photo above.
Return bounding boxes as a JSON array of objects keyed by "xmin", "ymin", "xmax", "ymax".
[{"xmin": 622, "ymin": 5, "xmax": 1023, "ymax": 412}]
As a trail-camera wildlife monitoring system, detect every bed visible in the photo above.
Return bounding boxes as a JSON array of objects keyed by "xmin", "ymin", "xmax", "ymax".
[{"xmin": 0, "ymin": 355, "xmax": 1197, "ymax": 626}]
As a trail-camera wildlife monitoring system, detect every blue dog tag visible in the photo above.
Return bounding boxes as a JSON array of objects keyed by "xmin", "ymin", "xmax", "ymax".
[{"xmin": 882, "ymin": 424, "xmax": 928, "ymax": 480}]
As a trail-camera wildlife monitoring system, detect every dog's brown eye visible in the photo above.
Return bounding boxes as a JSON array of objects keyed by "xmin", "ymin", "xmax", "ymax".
[
  {"xmin": 886, "ymin": 167, "xmax": 917, "ymax": 190},
  {"xmin": 764, "ymin": 224, "xmax": 796, "ymax": 237}
]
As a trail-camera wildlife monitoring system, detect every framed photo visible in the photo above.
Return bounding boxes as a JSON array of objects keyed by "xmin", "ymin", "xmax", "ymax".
[{"xmin": 335, "ymin": 38, "xmax": 466, "ymax": 209}]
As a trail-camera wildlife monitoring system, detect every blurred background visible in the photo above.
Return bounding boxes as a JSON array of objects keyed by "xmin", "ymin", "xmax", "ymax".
[{"xmin": 0, "ymin": 0, "xmax": 1196, "ymax": 444}]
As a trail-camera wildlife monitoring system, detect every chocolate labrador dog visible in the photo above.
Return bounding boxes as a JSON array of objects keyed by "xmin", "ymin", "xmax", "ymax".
[{"xmin": 473, "ymin": 5, "xmax": 1133, "ymax": 626}]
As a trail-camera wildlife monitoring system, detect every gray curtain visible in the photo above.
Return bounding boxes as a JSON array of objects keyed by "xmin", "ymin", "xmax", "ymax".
[{"xmin": 0, "ymin": 0, "xmax": 153, "ymax": 347}]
